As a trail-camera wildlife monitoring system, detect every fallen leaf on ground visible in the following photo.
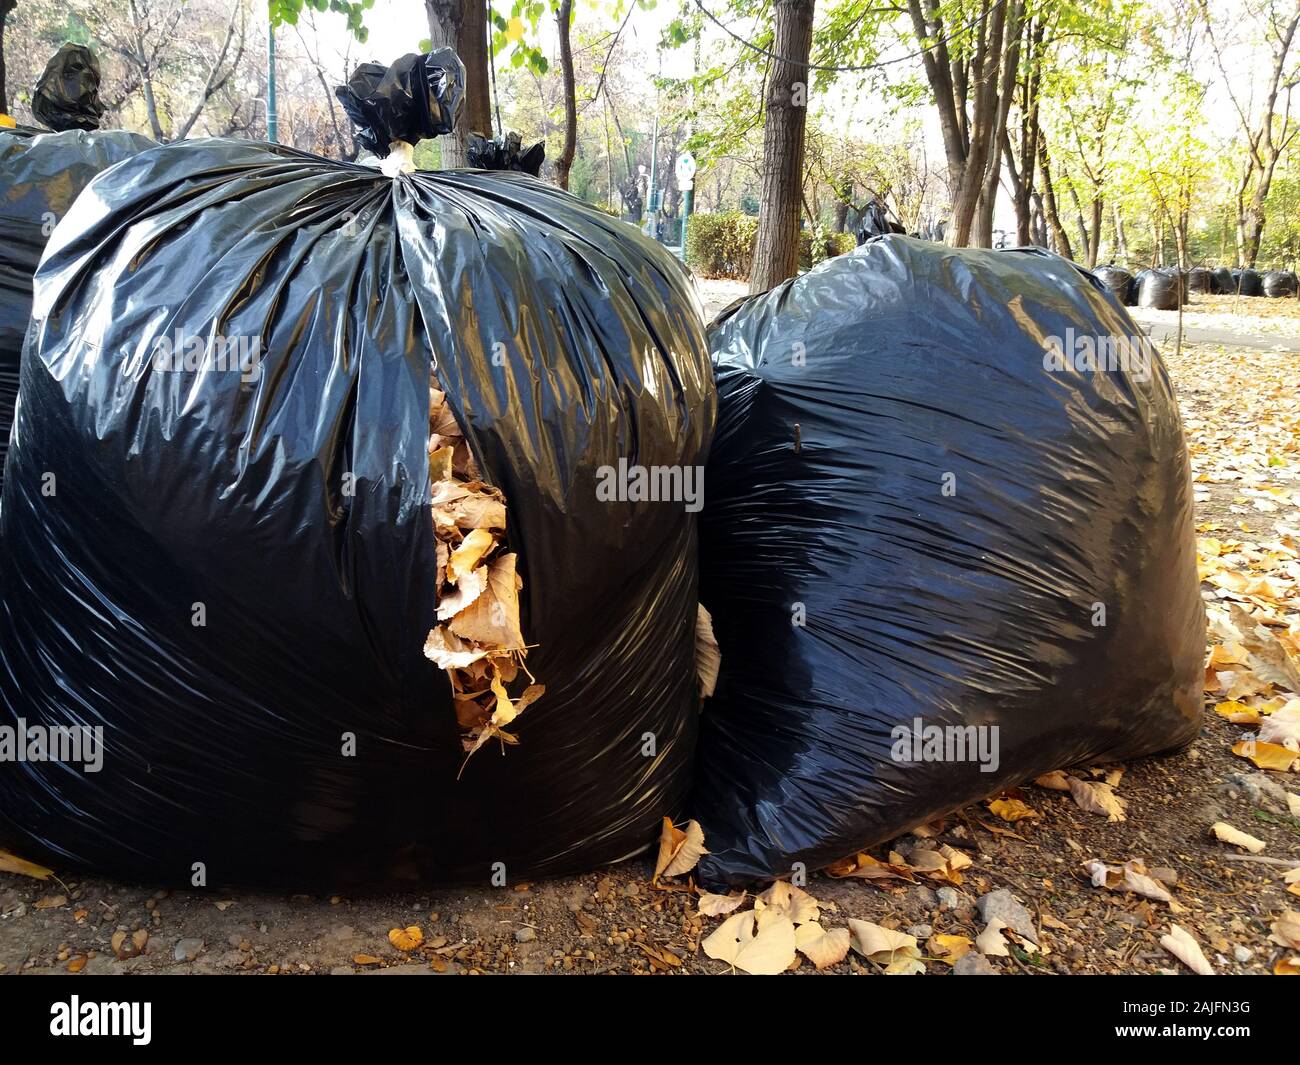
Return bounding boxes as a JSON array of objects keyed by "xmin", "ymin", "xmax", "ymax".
[
  {"xmin": 1084, "ymin": 859, "xmax": 1174, "ymax": 903},
  {"xmin": 848, "ymin": 920, "xmax": 924, "ymax": 974},
  {"xmin": 696, "ymin": 891, "xmax": 746, "ymax": 917},
  {"xmin": 975, "ymin": 920, "xmax": 1011, "ymax": 957},
  {"xmin": 702, "ymin": 910, "xmax": 797, "ymax": 975},
  {"xmin": 1160, "ymin": 924, "xmax": 1215, "ymax": 975},
  {"xmin": 0, "ymin": 850, "xmax": 52, "ymax": 880},
  {"xmin": 1232, "ymin": 737, "xmax": 1298, "ymax": 771},
  {"xmin": 988, "ymin": 797, "xmax": 1038, "ymax": 822},
  {"xmin": 1212, "ymin": 821, "xmax": 1268, "ymax": 854},
  {"xmin": 794, "ymin": 922, "xmax": 851, "ymax": 969},
  {"xmin": 927, "ymin": 933, "xmax": 974, "ymax": 964},
  {"xmin": 388, "ymin": 926, "xmax": 424, "ymax": 951},
  {"xmin": 1270, "ymin": 910, "xmax": 1300, "ymax": 950},
  {"xmin": 755, "ymin": 881, "xmax": 819, "ymax": 926},
  {"xmin": 1068, "ymin": 777, "xmax": 1128, "ymax": 821}
]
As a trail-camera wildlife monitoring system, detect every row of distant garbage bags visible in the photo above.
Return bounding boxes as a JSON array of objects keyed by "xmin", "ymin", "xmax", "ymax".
[
  {"xmin": 1096, "ymin": 263, "xmax": 1298, "ymax": 309},
  {"xmin": 0, "ymin": 49, "xmax": 1204, "ymax": 891}
]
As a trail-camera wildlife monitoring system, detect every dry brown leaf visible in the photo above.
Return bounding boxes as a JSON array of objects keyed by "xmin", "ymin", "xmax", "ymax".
[
  {"xmin": 1212, "ymin": 821, "xmax": 1267, "ymax": 854},
  {"xmin": 354, "ymin": 953, "xmax": 383, "ymax": 966},
  {"xmin": 696, "ymin": 891, "xmax": 746, "ymax": 917},
  {"xmin": 975, "ymin": 920, "xmax": 1011, "ymax": 957},
  {"xmin": 436, "ymin": 566, "xmax": 487, "ymax": 621},
  {"xmin": 702, "ymin": 910, "xmax": 797, "ymax": 975},
  {"xmin": 1160, "ymin": 924, "xmax": 1215, "ymax": 975},
  {"xmin": 447, "ymin": 553, "xmax": 525, "ymax": 648},
  {"xmin": 695, "ymin": 603, "xmax": 721, "ymax": 699},
  {"xmin": 1068, "ymin": 777, "xmax": 1128, "ymax": 822},
  {"xmin": 653, "ymin": 817, "xmax": 708, "ymax": 881},
  {"xmin": 1084, "ymin": 859, "xmax": 1174, "ymax": 904},
  {"xmin": 1033, "ymin": 770, "xmax": 1072, "ymax": 791},
  {"xmin": 448, "ymin": 528, "xmax": 496, "ymax": 583},
  {"xmin": 927, "ymin": 933, "xmax": 974, "ymax": 964},
  {"xmin": 0, "ymin": 849, "xmax": 52, "ymax": 880},
  {"xmin": 794, "ymin": 922, "xmax": 851, "ymax": 969},
  {"xmin": 388, "ymin": 926, "xmax": 424, "ymax": 952},
  {"xmin": 755, "ymin": 881, "xmax": 819, "ymax": 926},
  {"xmin": 988, "ymin": 797, "xmax": 1038, "ymax": 822},
  {"xmin": 1270, "ymin": 910, "xmax": 1300, "ymax": 950},
  {"xmin": 848, "ymin": 919, "xmax": 924, "ymax": 974}
]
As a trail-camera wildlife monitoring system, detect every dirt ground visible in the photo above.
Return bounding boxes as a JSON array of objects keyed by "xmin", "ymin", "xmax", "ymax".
[{"xmin": 1, "ymin": 294, "xmax": 1298, "ymax": 977}]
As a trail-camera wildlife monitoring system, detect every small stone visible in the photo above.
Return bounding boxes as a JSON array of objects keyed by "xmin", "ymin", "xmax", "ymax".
[
  {"xmin": 936, "ymin": 887, "xmax": 961, "ymax": 911},
  {"xmin": 173, "ymin": 937, "xmax": 204, "ymax": 963},
  {"xmin": 330, "ymin": 965, "xmax": 354, "ymax": 975},
  {"xmin": 907, "ymin": 923, "xmax": 933, "ymax": 940},
  {"xmin": 953, "ymin": 952, "xmax": 997, "ymax": 975},
  {"xmin": 514, "ymin": 926, "xmax": 537, "ymax": 943},
  {"xmin": 1233, "ymin": 945, "xmax": 1254, "ymax": 964},
  {"xmin": 976, "ymin": 889, "xmax": 1038, "ymax": 946},
  {"xmin": 910, "ymin": 885, "xmax": 939, "ymax": 909}
]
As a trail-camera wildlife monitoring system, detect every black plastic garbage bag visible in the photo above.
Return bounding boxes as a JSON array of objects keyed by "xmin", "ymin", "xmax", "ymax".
[
  {"xmin": 1093, "ymin": 265, "xmax": 1133, "ymax": 305},
  {"xmin": 334, "ymin": 50, "xmax": 465, "ymax": 157},
  {"xmin": 0, "ymin": 127, "xmax": 151, "ymax": 491},
  {"xmin": 693, "ymin": 236, "xmax": 1203, "ymax": 886},
  {"xmin": 1138, "ymin": 267, "xmax": 1185, "ymax": 309},
  {"xmin": 31, "ymin": 44, "xmax": 107, "ymax": 133},
  {"xmin": 1211, "ymin": 267, "xmax": 1235, "ymax": 295},
  {"xmin": 1186, "ymin": 267, "xmax": 1213, "ymax": 295},
  {"xmin": 467, "ymin": 131, "xmax": 545, "ymax": 175},
  {"xmin": 0, "ymin": 74, "xmax": 713, "ymax": 885},
  {"xmin": 1262, "ymin": 270, "xmax": 1297, "ymax": 298},
  {"xmin": 1233, "ymin": 268, "xmax": 1263, "ymax": 297}
]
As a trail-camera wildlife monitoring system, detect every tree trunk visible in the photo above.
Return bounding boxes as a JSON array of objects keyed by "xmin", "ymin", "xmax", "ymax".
[
  {"xmin": 425, "ymin": 0, "xmax": 492, "ymax": 168},
  {"xmin": 0, "ymin": 0, "xmax": 15, "ymax": 115},
  {"xmin": 554, "ymin": 0, "xmax": 576, "ymax": 189},
  {"xmin": 1087, "ymin": 197, "xmax": 1102, "ymax": 267},
  {"xmin": 1036, "ymin": 139, "xmax": 1073, "ymax": 260},
  {"xmin": 1112, "ymin": 204, "xmax": 1128, "ymax": 263},
  {"xmin": 748, "ymin": 0, "xmax": 815, "ymax": 294}
]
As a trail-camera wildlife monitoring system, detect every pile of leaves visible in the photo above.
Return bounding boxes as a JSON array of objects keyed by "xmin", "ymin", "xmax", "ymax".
[{"xmin": 421, "ymin": 382, "xmax": 543, "ymax": 761}]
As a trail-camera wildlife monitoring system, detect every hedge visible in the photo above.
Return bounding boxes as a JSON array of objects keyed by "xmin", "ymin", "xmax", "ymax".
[{"xmin": 684, "ymin": 211, "xmax": 855, "ymax": 280}]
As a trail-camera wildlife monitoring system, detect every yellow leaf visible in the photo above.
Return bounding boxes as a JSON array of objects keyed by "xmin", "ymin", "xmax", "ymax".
[
  {"xmin": 1274, "ymin": 956, "xmax": 1300, "ymax": 975},
  {"xmin": 354, "ymin": 953, "xmax": 383, "ymax": 965},
  {"xmin": 988, "ymin": 797, "xmax": 1039, "ymax": 822},
  {"xmin": 448, "ymin": 528, "xmax": 495, "ymax": 583},
  {"xmin": 0, "ymin": 849, "xmax": 53, "ymax": 880},
  {"xmin": 928, "ymin": 933, "xmax": 974, "ymax": 963},
  {"xmin": 388, "ymin": 926, "xmax": 424, "ymax": 951},
  {"xmin": 506, "ymin": 16, "xmax": 526, "ymax": 41},
  {"xmin": 1232, "ymin": 738, "xmax": 1297, "ymax": 771}
]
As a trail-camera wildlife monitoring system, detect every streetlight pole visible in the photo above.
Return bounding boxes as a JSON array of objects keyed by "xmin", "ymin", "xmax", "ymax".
[{"xmin": 267, "ymin": 20, "xmax": 279, "ymax": 144}]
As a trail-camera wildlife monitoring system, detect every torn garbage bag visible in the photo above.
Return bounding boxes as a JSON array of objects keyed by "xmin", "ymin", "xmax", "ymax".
[
  {"xmin": 694, "ymin": 236, "xmax": 1203, "ymax": 887},
  {"xmin": 0, "ymin": 126, "xmax": 151, "ymax": 491},
  {"xmin": 0, "ymin": 72, "xmax": 713, "ymax": 886}
]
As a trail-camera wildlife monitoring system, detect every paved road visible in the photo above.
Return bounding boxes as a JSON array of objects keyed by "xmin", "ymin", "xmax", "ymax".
[{"xmin": 1113, "ymin": 307, "xmax": 1300, "ymax": 352}]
